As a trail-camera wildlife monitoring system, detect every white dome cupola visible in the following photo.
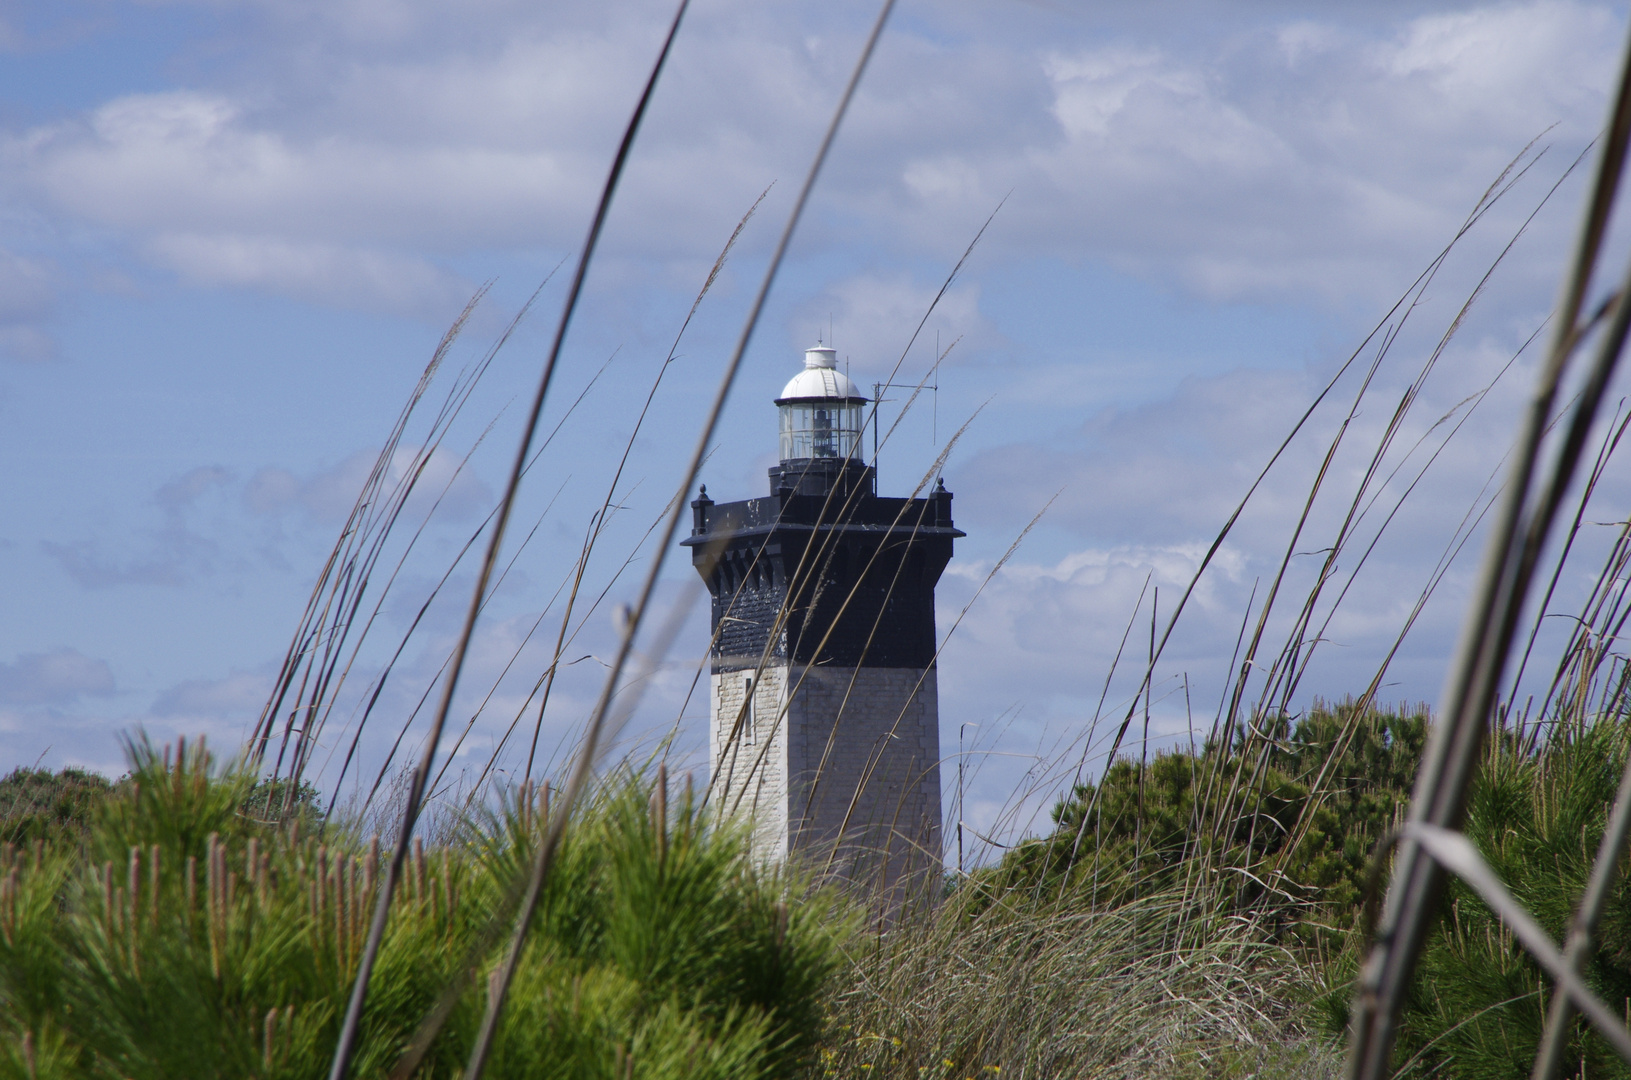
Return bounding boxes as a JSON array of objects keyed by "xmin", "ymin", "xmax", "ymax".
[{"xmin": 775, "ymin": 345, "xmax": 868, "ymax": 463}]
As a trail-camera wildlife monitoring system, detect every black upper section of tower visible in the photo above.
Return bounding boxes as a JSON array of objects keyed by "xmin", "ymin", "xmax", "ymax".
[{"xmin": 681, "ymin": 457, "xmax": 963, "ymax": 673}]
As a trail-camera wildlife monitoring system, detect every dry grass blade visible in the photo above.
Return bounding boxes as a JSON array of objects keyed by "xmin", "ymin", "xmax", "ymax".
[
  {"xmin": 250, "ymin": 287, "xmax": 487, "ymax": 770},
  {"xmin": 458, "ymin": 3, "xmax": 898, "ymax": 1075},
  {"xmin": 287, "ymin": 283, "xmax": 562, "ymax": 792},
  {"xmin": 417, "ymin": 188, "xmax": 769, "ymax": 812},
  {"xmin": 872, "ymin": 196, "xmax": 1005, "ymax": 454},
  {"xmin": 322, "ymin": 2, "xmax": 693, "ymax": 1075},
  {"xmin": 510, "ymin": 182, "xmax": 772, "ymax": 790},
  {"xmin": 827, "ymin": 886, "xmax": 1332, "ymax": 1079},
  {"xmin": 1512, "ymin": 397, "xmax": 1631, "ymax": 714},
  {"xmin": 343, "ymin": 350, "xmax": 614, "ymax": 823},
  {"xmin": 1347, "ymin": 18, "xmax": 1631, "ymax": 1076},
  {"xmin": 1050, "ymin": 160, "xmax": 1527, "ymax": 889}
]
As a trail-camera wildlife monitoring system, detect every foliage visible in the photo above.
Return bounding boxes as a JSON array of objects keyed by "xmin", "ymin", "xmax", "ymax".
[
  {"xmin": 472, "ymin": 774, "xmax": 847, "ymax": 1080},
  {"xmin": 0, "ymin": 767, "xmax": 114, "ymax": 848},
  {"xmin": 830, "ymin": 702, "xmax": 1631, "ymax": 1080},
  {"xmin": 986, "ymin": 699, "xmax": 1429, "ymax": 932},
  {"xmin": 834, "ymin": 706, "xmax": 1631, "ymax": 1080},
  {"xmin": 0, "ymin": 738, "xmax": 846, "ymax": 1079},
  {"xmin": 810, "ymin": 702, "xmax": 1412, "ymax": 1080},
  {"xmin": 0, "ymin": 741, "xmax": 321, "ymax": 854},
  {"xmin": 240, "ymin": 777, "xmax": 324, "ymax": 832},
  {"xmin": 1313, "ymin": 717, "xmax": 1631, "ymax": 1079}
]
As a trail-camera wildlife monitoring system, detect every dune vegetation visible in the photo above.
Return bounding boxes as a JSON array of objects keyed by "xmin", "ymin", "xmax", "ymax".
[
  {"xmin": 0, "ymin": 740, "xmax": 842, "ymax": 1080},
  {"xmin": 14, "ymin": 705, "xmax": 1631, "ymax": 1079},
  {"xmin": 14, "ymin": 4, "xmax": 1631, "ymax": 1079}
]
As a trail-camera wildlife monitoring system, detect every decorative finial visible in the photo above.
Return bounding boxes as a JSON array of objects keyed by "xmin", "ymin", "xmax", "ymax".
[
  {"xmin": 699, "ymin": 484, "xmax": 709, "ymax": 499},
  {"xmin": 936, "ymin": 476, "xmax": 947, "ymax": 492}
]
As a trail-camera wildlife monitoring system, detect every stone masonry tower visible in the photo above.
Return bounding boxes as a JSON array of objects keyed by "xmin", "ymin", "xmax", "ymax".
[{"xmin": 682, "ymin": 344, "xmax": 962, "ymax": 904}]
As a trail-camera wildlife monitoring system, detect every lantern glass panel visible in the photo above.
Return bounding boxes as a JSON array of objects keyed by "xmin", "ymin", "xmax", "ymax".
[{"xmin": 779, "ymin": 401, "xmax": 864, "ymax": 460}]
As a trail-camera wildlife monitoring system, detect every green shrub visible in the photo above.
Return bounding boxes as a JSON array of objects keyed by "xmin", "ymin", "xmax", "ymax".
[
  {"xmin": 1336, "ymin": 719, "xmax": 1631, "ymax": 1079},
  {"xmin": 0, "ymin": 767, "xmax": 114, "ymax": 847},
  {"xmin": 988, "ymin": 699, "xmax": 1428, "ymax": 932},
  {"xmin": 0, "ymin": 738, "xmax": 847, "ymax": 1079}
]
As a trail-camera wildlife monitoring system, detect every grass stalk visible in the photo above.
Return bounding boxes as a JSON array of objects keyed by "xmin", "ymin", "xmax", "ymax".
[
  {"xmin": 324, "ymin": 1, "xmax": 694, "ymax": 1073},
  {"xmin": 1348, "ymin": 17, "xmax": 1631, "ymax": 1072}
]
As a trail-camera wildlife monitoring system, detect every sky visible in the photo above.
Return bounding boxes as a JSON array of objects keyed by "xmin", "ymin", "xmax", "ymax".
[{"xmin": 3, "ymin": 0, "xmax": 1630, "ymax": 854}]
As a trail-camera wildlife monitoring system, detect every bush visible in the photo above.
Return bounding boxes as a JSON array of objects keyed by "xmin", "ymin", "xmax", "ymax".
[
  {"xmin": 988, "ymin": 699, "xmax": 1428, "ymax": 932},
  {"xmin": 0, "ymin": 767, "xmax": 114, "ymax": 848},
  {"xmin": 0, "ymin": 738, "xmax": 847, "ymax": 1079},
  {"xmin": 1320, "ymin": 718, "xmax": 1631, "ymax": 1079}
]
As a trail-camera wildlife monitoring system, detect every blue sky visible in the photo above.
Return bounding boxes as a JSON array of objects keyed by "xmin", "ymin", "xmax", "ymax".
[{"xmin": 2, "ymin": 0, "xmax": 1628, "ymax": 849}]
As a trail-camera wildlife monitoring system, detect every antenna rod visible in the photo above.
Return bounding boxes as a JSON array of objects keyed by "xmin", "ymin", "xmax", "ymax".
[{"xmin": 873, "ymin": 381, "xmax": 881, "ymax": 475}]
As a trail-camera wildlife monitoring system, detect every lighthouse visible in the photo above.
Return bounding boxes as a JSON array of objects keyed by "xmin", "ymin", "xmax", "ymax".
[{"xmin": 683, "ymin": 344, "xmax": 963, "ymax": 904}]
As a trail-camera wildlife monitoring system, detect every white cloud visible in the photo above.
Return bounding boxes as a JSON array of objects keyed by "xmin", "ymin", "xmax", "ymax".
[
  {"xmin": 151, "ymin": 670, "xmax": 269, "ymax": 722},
  {"xmin": 244, "ymin": 444, "xmax": 493, "ymax": 525},
  {"xmin": 1384, "ymin": 3, "xmax": 1610, "ymax": 120},
  {"xmin": 148, "ymin": 233, "xmax": 470, "ymax": 314},
  {"xmin": 882, "ymin": 1, "xmax": 1618, "ymax": 302},
  {"xmin": 792, "ymin": 272, "xmax": 988, "ymax": 370},
  {"xmin": 45, "ymin": 466, "xmax": 235, "ymax": 588},
  {"xmin": 0, "ymin": 648, "xmax": 116, "ymax": 707},
  {"xmin": 3, "ymin": 1, "xmax": 1617, "ymax": 316},
  {"xmin": 0, "ymin": 247, "xmax": 56, "ymax": 361}
]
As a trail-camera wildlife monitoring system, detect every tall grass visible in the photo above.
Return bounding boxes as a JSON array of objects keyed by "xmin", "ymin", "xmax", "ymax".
[
  {"xmin": 804, "ymin": 132, "xmax": 1631, "ymax": 1079},
  {"xmin": 823, "ymin": 886, "xmax": 1342, "ymax": 1080}
]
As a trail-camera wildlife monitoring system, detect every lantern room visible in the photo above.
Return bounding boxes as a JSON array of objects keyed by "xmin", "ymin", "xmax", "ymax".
[{"xmin": 776, "ymin": 345, "xmax": 868, "ymax": 463}]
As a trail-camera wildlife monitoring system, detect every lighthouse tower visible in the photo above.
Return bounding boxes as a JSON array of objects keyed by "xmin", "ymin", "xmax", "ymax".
[{"xmin": 682, "ymin": 344, "xmax": 962, "ymax": 904}]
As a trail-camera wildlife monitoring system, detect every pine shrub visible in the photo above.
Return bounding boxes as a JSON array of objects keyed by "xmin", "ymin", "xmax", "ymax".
[{"xmin": 0, "ymin": 739, "xmax": 846, "ymax": 1079}]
